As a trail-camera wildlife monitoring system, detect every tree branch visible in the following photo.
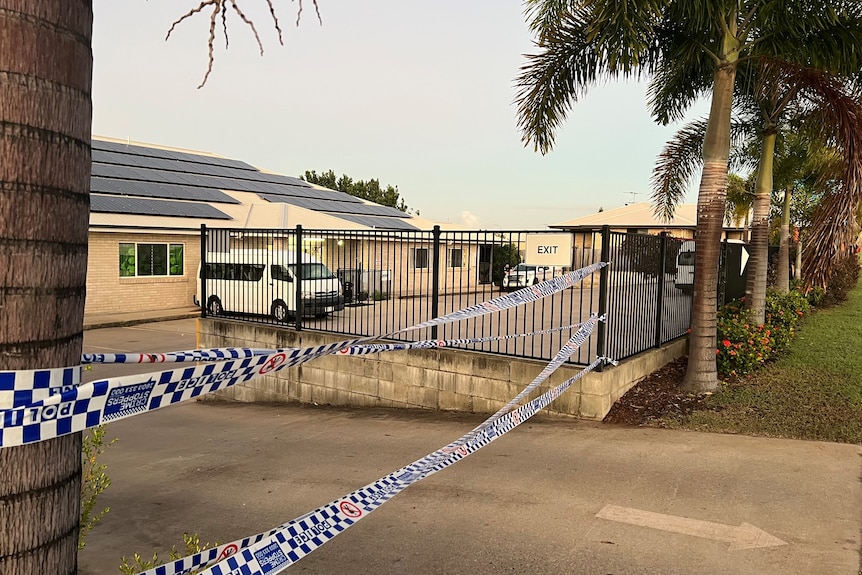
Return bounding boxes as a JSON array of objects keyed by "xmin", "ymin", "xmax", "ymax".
[{"xmin": 167, "ymin": 0, "xmax": 321, "ymax": 88}]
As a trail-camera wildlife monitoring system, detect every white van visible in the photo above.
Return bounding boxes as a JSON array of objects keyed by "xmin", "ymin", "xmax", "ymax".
[
  {"xmin": 674, "ymin": 240, "xmax": 695, "ymax": 293},
  {"xmin": 195, "ymin": 250, "xmax": 344, "ymax": 321},
  {"xmin": 501, "ymin": 264, "xmax": 560, "ymax": 291}
]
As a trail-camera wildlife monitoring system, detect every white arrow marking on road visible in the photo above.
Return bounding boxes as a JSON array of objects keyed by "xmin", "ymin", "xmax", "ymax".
[{"xmin": 596, "ymin": 504, "xmax": 787, "ymax": 550}]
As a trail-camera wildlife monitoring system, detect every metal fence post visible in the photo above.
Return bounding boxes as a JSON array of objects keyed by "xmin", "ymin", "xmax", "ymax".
[
  {"xmin": 431, "ymin": 225, "xmax": 441, "ymax": 339},
  {"xmin": 596, "ymin": 225, "xmax": 610, "ymax": 370},
  {"xmin": 295, "ymin": 225, "xmax": 303, "ymax": 331},
  {"xmin": 200, "ymin": 224, "xmax": 207, "ymax": 318},
  {"xmin": 655, "ymin": 231, "xmax": 667, "ymax": 348}
]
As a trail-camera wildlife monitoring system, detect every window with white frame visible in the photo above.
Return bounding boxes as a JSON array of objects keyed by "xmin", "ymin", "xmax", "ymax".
[
  {"xmin": 119, "ymin": 243, "xmax": 184, "ymax": 277},
  {"xmin": 412, "ymin": 247, "xmax": 429, "ymax": 269},
  {"xmin": 447, "ymin": 248, "xmax": 463, "ymax": 268}
]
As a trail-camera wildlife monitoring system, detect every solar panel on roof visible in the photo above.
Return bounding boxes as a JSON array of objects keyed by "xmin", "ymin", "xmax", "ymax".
[
  {"xmin": 260, "ymin": 193, "xmax": 409, "ymax": 218},
  {"xmin": 92, "ymin": 139, "xmax": 260, "ymax": 172},
  {"xmin": 97, "ymin": 145, "xmax": 442, "ymax": 237},
  {"xmin": 331, "ymin": 213, "xmax": 419, "ymax": 230},
  {"xmin": 92, "ymin": 142, "xmax": 318, "ymax": 194},
  {"xmin": 90, "ymin": 195, "xmax": 232, "ymax": 220},
  {"xmin": 90, "ymin": 177, "xmax": 240, "ymax": 204},
  {"xmin": 258, "ymin": 184, "xmax": 363, "ymax": 202}
]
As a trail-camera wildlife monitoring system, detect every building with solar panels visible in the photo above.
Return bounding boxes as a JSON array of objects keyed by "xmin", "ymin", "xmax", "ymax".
[{"xmin": 86, "ymin": 137, "xmax": 455, "ymax": 317}]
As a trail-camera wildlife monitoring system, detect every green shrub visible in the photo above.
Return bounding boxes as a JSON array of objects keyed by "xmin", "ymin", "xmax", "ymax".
[
  {"xmin": 820, "ymin": 254, "xmax": 860, "ymax": 307},
  {"xmin": 79, "ymin": 425, "xmax": 117, "ymax": 550},
  {"xmin": 806, "ymin": 285, "xmax": 826, "ymax": 306},
  {"xmin": 716, "ymin": 290, "xmax": 809, "ymax": 378},
  {"xmin": 764, "ymin": 288, "xmax": 809, "ymax": 350},
  {"xmin": 789, "ymin": 278, "xmax": 825, "ymax": 306},
  {"xmin": 119, "ymin": 533, "xmax": 216, "ymax": 575}
]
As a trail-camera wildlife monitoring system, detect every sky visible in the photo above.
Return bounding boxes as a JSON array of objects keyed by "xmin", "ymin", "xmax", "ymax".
[{"xmin": 92, "ymin": 0, "xmax": 706, "ymax": 230}]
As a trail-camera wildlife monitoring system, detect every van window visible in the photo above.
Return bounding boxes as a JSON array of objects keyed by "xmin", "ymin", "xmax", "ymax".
[
  {"xmin": 678, "ymin": 252, "xmax": 695, "ymax": 266},
  {"xmin": 287, "ymin": 263, "xmax": 336, "ymax": 280},
  {"xmin": 204, "ymin": 263, "xmax": 265, "ymax": 281},
  {"xmin": 271, "ymin": 265, "xmax": 293, "ymax": 282}
]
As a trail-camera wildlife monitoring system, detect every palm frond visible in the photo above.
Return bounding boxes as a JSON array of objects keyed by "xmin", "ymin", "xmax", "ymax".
[
  {"xmin": 515, "ymin": 12, "xmax": 606, "ymax": 154},
  {"xmin": 796, "ymin": 76, "xmax": 862, "ymax": 287},
  {"xmin": 647, "ymin": 21, "xmax": 715, "ymax": 124},
  {"xmin": 517, "ymin": 1, "xmax": 665, "ymax": 153},
  {"xmin": 650, "ymin": 118, "xmax": 708, "ymax": 221}
]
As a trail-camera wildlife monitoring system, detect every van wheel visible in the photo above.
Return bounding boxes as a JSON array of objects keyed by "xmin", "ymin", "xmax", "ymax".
[
  {"xmin": 206, "ymin": 296, "xmax": 222, "ymax": 316},
  {"xmin": 272, "ymin": 300, "xmax": 289, "ymax": 322}
]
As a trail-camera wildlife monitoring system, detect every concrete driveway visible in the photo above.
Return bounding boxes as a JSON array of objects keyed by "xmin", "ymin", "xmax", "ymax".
[{"xmin": 77, "ymin": 321, "xmax": 862, "ymax": 575}]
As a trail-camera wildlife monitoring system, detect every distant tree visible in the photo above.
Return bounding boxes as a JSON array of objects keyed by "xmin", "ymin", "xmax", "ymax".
[
  {"xmin": 302, "ymin": 170, "xmax": 416, "ymax": 214},
  {"xmin": 492, "ymin": 243, "xmax": 522, "ymax": 287},
  {"xmin": 725, "ymin": 172, "xmax": 754, "ymax": 234}
]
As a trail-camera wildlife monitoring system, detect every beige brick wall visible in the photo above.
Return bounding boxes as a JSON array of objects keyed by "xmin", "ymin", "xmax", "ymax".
[
  {"xmin": 197, "ymin": 318, "xmax": 687, "ymax": 420},
  {"xmin": 86, "ymin": 231, "xmax": 200, "ymax": 315}
]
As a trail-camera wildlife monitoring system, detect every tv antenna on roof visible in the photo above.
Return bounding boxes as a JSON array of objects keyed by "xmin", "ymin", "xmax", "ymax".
[{"xmin": 624, "ymin": 191, "xmax": 643, "ymax": 205}]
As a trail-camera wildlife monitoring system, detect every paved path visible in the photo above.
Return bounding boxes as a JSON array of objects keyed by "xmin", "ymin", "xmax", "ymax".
[{"xmin": 76, "ymin": 320, "xmax": 861, "ymax": 574}]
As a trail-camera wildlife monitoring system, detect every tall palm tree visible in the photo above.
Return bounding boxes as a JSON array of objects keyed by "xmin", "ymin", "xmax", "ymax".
[
  {"xmin": 653, "ymin": 65, "xmax": 862, "ymax": 321},
  {"xmin": 769, "ymin": 127, "xmax": 830, "ymax": 291},
  {"xmin": 517, "ymin": 0, "xmax": 862, "ymax": 391},
  {"xmin": 0, "ymin": 0, "xmax": 92, "ymax": 572},
  {"xmin": 736, "ymin": 62, "xmax": 862, "ymax": 319}
]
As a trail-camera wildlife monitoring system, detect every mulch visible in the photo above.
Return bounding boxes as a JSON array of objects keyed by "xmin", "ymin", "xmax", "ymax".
[{"xmin": 602, "ymin": 357, "xmax": 713, "ymax": 426}]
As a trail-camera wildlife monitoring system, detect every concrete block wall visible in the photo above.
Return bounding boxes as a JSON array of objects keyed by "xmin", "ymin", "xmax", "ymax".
[{"xmin": 197, "ymin": 318, "xmax": 688, "ymax": 420}]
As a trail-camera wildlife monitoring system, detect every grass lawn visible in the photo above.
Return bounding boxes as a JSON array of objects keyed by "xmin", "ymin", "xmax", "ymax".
[{"xmin": 666, "ymin": 282, "xmax": 862, "ymax": 444}]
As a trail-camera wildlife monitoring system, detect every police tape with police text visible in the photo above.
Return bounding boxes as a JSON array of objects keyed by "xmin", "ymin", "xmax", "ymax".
[
  {"xmin": 0, "ymin": 262, "xmax": 607, "ymax": 448},
  {"xmin": 138, "ymin": 317, "xmax": 607, "ymax": 575}
]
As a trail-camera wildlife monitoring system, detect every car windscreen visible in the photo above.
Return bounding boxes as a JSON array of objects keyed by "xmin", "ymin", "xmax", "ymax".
[{"xmin": 288, "ymin": 263, "xmax": 336, "ymax": 280}]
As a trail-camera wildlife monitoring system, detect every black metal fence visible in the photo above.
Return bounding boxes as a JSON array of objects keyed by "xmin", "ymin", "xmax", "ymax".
[{"xmin": 199, "ymin": 225, "xmax": 697, "ymax": 365}]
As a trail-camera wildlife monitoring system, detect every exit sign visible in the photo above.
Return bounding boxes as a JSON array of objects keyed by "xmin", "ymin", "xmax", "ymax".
[{"xmin": 525, "ymin": 233, "xmax": 573, "ymax": 266}]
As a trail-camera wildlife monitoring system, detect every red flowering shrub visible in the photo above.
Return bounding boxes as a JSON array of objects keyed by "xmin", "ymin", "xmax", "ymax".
[{"xmin": 715, "ymin": 289, "xmax": 810, "ymax": 378}]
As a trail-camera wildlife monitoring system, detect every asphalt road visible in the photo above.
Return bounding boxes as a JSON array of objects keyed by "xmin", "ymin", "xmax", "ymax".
[{"xmin": 77, "ymin": 320, "xmax": 861, "ymax": 575}]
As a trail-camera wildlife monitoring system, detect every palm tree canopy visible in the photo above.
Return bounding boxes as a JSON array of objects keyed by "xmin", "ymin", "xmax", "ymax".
[
  {"xmin": 518, "ymin": 0, "xmax": 862, "ymax": 154},
  {"xmin": 652, "ymin": 66, "xmax": 862, "ymax": 286}
]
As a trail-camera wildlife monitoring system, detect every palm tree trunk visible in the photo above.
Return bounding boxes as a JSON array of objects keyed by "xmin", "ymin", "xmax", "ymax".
[
  {"xmin": 776, "ymin": 186, "xmax": 792, "ymax": 292},
  {"xmin": 744, "ymin": 131, "xmax": 776, "ymax": 324},
  {"xmin": 795, "ymin": 234, "xmax": 803, "ymax": 280},
  {"xmin": 0, "ymin": 1, "xmax": 93, "ymax": 573},
  {"xmin": 683, "ymin": 61, "xmax": 737, "ymax": 393}
]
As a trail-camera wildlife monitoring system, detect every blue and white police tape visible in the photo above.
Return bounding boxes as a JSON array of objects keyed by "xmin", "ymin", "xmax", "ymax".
[
  {"xmin": 0, "ymin": 321, "xmax": 592, "ymax": 446},
  {"xmin": 446, "ymin": 314, "xmax": 602, "ymax": 448},
  {"xmin": 14, "ymin": 323, "xmax": 583, "ymax": 419},
  {"xmin": 136, "ymin": 320, "xmax": 602, "ymax": 575},
  {"xmin": 0, "ymin": 339, "xmax": 365, "ymax": 447},
  {"xmin": 0, "ymin": 261, "xmax": 607, "ymax": 447},
  {"xmin": 81, "ymin": 323, "xmax": 585, "ymax": 364},
  {"xmin": 0, "ymin": 365, "xmax": 80, "ymax": 410},
  {"xmin": 397, "ymin": 261, "xmax": 606, "ymax": 334},
  {"xmin": 139, "ymin": 352, "xmax": 610, "ymax": 575},
  {"xmin": 81, "ymin": 348, "xmax": 275, "ymax": 365},
  {"xmin": 80, "ymin": 258, "xmax": 607, "ymax": 365}
]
